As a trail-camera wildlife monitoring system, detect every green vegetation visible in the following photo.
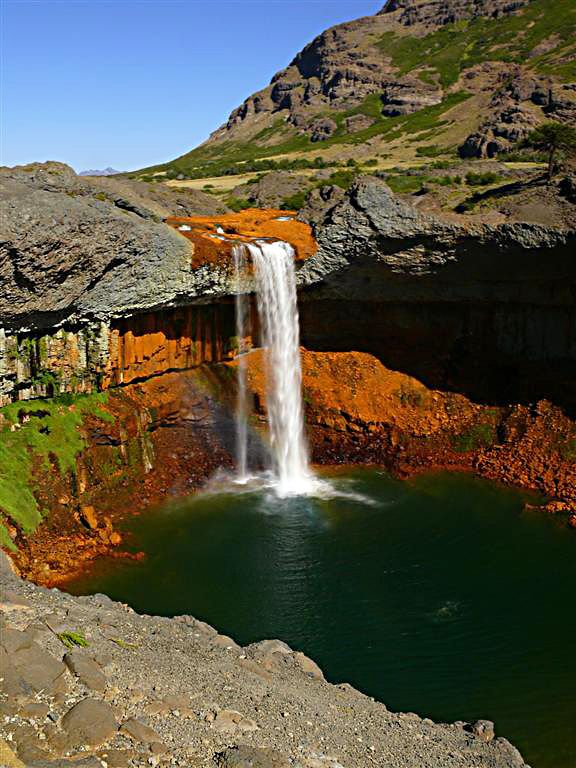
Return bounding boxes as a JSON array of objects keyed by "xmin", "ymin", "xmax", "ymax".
[
  {"xmin": 0, "ymin": 393, "xmax": 113, "ymax": 546},
  {"xmin": 323, "ymin": 169, "xmax": 358, "ymax": 190},
  {"xmin": 109, "ymin": 637, "xmax": 137, "ymax": 650},
  {"xmin": 385, "ymin": 174, "xmax": 425, "ymax": 194},
  {"xmin": 133, "ymin": 92, "xmax": 471, "ymax": 181},
  {"xmin": 378, "ymin": 0, "xmax": 576, "ymax": 86},
  {"xmin": 225, "ymin": 196, "xmax": 255, "ymax": 212},
  {"xmin": 451, "ymin": 423, "xmax": 496, "ymax": 453},
  {"xmin": 465, "ymin": 171, "xmax": 502, "ymax": 186},
  {"xmin": 522, "ymin": 122, "xmax": 576, "ymax": 180},
  {"xmin": 281, "ymin": 191, "xmax": 308, "ymax": 210},
  {"xmin": 57, "ymin": 631, "xmax": 89, "ymax": 649}
]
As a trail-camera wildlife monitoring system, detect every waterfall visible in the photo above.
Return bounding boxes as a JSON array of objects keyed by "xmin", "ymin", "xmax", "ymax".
[
  {"xmin": 232, "ymin": 244, "xmax": 250, "ymax": 483},
  {"xmin": 232, "ymin": 240, "xmax": 315, "ymax": 497}
]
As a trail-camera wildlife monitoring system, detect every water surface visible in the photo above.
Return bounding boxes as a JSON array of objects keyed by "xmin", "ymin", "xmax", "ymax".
[{"xmin": 67, "ymin": 470, "xmax": 576, "ymax": 768}]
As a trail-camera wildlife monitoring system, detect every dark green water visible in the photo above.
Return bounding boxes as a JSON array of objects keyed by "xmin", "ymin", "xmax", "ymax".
[{"xmin": 66, "ymin": 470, "xmax": 576, "ymax": 768}]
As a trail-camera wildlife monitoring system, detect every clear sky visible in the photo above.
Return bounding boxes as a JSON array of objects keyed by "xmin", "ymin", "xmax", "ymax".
[{"xmin": 2, "ymin": 0, "xmax": 381, "ymax": 172}]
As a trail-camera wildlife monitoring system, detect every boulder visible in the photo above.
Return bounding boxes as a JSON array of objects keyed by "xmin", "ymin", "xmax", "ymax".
[
  {"xmin": 64, "ymin": 650, "xmax": 107, "ymax": 691},
  {"xmin": 310, "ymin": 118, "xmax": 338, "ymax": 142},
  {"xmin": 0, "ymin": 628, "xmax": 69, "ymax": 696},
  {"xmin": 212, "ymin": 709, "xmax": 258, "ymax": 733},
  {"xmin": 120, "ymin": 717, "xmax": 161, "ymax": 745},
  {"xmin": 61, "ymin": 698, "xmax": 117, "ymax": 748},
  {"xmin": 466, "ymin": 719, "xmax": 495, "ymax": 742}
]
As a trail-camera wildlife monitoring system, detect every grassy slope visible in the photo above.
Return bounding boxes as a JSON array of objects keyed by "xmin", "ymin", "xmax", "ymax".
[
  {"xmin": 0, "ymin": 393, "xmax": 113, "ymax": 550},
  {"xmin": 134, "ymin": 92, "xmax": 472, "ymax": 181},
  {"xmin": 377, "ymin": 0, "xmax": 576, "ymax": 87},
  {"xmin": 131, "ymin": 0, "xmax": 575, "ymax": 182}
]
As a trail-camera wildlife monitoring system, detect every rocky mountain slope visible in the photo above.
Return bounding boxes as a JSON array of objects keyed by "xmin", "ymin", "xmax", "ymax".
[{"xmin": 132, "ymin": 0, "xmax": 575, "ymax": 181}]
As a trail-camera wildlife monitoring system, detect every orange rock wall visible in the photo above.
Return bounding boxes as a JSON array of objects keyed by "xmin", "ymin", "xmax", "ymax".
[{"xmin": 103, "ymin": 304, "xmax": 236, "ymax": 387}]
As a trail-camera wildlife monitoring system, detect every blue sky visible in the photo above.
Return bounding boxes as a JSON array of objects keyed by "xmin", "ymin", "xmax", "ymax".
[{"xmin": 2, "ymin": 0, "xmax": 381, "ymax": 171}]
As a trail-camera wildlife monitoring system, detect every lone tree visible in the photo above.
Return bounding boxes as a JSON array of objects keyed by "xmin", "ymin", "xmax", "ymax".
[{"xmin": 524, "ymin": 122, "xmax": 576, "ymax": 181}]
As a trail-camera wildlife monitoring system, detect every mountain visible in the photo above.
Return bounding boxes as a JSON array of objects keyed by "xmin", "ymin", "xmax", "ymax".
[
  {"xmin": 131, "ymin": 0, "xmax": 575, "ymax": 182},
  {"xmin": 79, "ymin": 167, "xmax": 120, "ymax": 176}
]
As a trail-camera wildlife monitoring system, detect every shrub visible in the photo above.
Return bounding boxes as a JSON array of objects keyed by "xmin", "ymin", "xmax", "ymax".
[
  {"xmin": 465, "ymin": 171, "xmax": 501, "ymax": 186},
  {"xmin": 281, "ymin": 191, "xmax": 308, "ymax": 210},
  {"xmin": 226, "ymin": 197, "xmax": 254, "ymax": 212}
]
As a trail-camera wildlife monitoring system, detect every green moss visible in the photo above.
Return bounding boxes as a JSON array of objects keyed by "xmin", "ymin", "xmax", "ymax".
[
  {"xmin": 451, "ymin": 423, "xmax": 496, "ymax": 453},
  {"xmin": 0, "ymin": 518, "xmax": 17, "ymax": 551},
  {"xmin": 0, "ymin": 392, "xmax": 113, "ymax": 541},
  {"xmin": 38, "ymin": 336, "xmax": 48, "ymax": 364}
]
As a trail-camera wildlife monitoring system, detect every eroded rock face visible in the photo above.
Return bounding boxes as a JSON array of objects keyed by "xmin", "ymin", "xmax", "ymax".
[
  {"xmin": 379, "ymin": 0, "xmax": 531, "ymax": 26},
  {"xmin": 0, "ymin": 163, "xmax": 230, "ymax": 333},
  {"xmin": 297, "ymin": 177, "xmax": 576, "ymax": 411}
]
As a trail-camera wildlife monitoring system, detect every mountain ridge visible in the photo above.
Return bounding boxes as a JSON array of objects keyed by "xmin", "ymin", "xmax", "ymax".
[{"xmin": 131, "ymin": 0, "xmax": 575, "ymax": 182}]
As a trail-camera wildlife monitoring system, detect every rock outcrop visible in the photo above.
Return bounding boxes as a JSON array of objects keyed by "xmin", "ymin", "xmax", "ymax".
[
  {"xmin": 298, "ymin": 176, "xmax": 576, "ymax": 412},
  {"xmin": 0, "ymin": 163, "xmax": 233, "ymax": 334},
  {"xmin": 379, "ymin": 0, "xmax": 531, "ymax": 26}
]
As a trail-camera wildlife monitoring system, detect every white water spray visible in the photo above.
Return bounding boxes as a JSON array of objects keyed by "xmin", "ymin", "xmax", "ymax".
[
  {"xmin": 232, "ymin": 244, "xmax": 250, "ymax": 483},
  {"xmin": 231, "ymin": 240, "xmax": 321, "ymax": 497},
  {"xmin": 210, "ymin": 239, "xmax": 371, "ymax": 504},
  {"xmin": 247, "ymin": 241, "xmax": 314, "ymax": 496}
]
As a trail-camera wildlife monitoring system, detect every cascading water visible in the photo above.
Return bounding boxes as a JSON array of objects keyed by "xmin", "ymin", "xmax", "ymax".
[
  {"xmin": 247, "ymin": 241, "xmax": 314, "ymax": 496},
  {"xmin": 232, "ymin": 244, "xmax": 250, "ymax": 483},
  {"xmin": 232, "ymin": 240, "xmax": 317, "ymax": 497}
]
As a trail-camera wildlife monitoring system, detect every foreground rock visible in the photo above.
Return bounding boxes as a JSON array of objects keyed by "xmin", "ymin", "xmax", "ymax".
[{"xmin": 0, "ymin": 553, "xmax": 527, "ymax": 767}]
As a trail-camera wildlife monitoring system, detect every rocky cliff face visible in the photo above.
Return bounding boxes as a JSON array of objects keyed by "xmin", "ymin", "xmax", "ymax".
[
  {"xmin": 379, "ymin": 0, "xmax": 532, "ymax": 25},
  {"xmin": 298, "ymin": 176, "xmax": 576, "ymax": 412},
  {"xmin": 0, "ymin": 163, "xmax": 233, "ymax": 334}
]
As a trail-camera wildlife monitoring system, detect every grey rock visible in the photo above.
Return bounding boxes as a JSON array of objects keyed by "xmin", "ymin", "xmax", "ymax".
[
  {"xmin": 0, "ymin": 628, "xmax": 69, "ymax": 695},
  {"xmin": 215, "ymin": 745, "xmax": 291, "ymax": 767},
  {"xmin": 120, "ymin": 717, "xmax": 161, "ymax": 744},
  {"xmin": 467, "ymin": 719, "xmax": 496, "ymax": 742},
  {"xmin": 64, "ymin": 650, "xmax": 107, "ymax": 691},
  {"xmin": 61, "ymin": 697, "xmax": 117, "ymax": 747},
  {"xmin": 0, "ymin": 163, "xmax": 231, "ymax": 333}
]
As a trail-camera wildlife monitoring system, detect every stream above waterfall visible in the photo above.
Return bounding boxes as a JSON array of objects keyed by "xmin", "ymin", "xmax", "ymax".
[{"xmin": 65, "ymin": 469, "xmax": 576, "ymax": 768}]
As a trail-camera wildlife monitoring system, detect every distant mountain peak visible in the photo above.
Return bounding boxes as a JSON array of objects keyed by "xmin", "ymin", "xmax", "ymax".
[{"xmin": 79, "ymin": 167, "xmax": 120, "ymax": 177}]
